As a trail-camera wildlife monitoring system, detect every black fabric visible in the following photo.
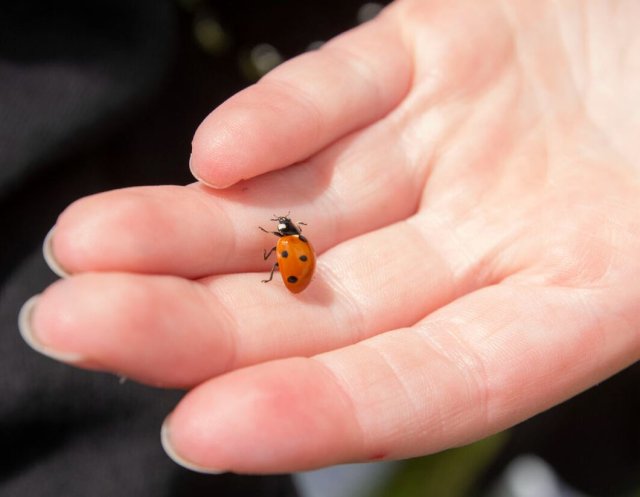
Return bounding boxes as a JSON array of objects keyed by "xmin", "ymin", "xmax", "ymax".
[{"xmin": 0, "ymin": 0, "xmax": 174, "ymax": 192}]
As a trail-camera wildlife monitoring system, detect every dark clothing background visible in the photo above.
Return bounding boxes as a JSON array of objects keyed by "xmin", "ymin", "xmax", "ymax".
[{"xmin": 0, "ymin": 1, "xmax": 638, "ymax": 496}]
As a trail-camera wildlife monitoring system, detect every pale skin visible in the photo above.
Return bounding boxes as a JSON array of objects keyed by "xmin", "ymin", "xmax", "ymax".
[{"xmin": 22, "ymin": 0, "xmax": 640, "ymax": 474}]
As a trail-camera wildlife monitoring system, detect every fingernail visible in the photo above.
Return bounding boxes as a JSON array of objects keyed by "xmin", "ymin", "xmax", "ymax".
[
  {"xmin": 18, "ymin": 295, "xmax": 84, "ymax": 363},
  {"xmin": 188, "ymin": 153, "xmax": 209, "ymax": 185},
  {"xmin": 189, "ymin": 153, "xmax": 234, "ymax": 189},
  {"xmin": 161, "ymin": 416, "xmax": 226, "ymax": 474},
  {"xmin": 43, "ymin": 226, "xmax": 70, "ymax": 278}
]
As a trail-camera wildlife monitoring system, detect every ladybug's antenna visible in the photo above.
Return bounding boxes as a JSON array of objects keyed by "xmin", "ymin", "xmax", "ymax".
[{"xmin": 271, "ymin": 211, "xmax": 291, "ymax": 221}]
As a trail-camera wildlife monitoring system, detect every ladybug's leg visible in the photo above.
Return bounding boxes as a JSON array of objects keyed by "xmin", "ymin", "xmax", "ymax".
[
  {"xmin": 262, "ymin": 262, "xmax": 279, "ymax": 283},
  {"xmin": 296, "ymin": 222, "xmax": 307, "ymax": 232},
  {"xmin": 263, "ymin": 246, "xmax": 277, "ymax": 260},
  {"xmin": 259, "ymin": 226, "xmax": 283, "ymax": 237}
]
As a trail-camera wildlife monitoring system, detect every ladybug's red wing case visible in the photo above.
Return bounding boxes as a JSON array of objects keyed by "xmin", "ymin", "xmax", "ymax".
[
  {"xmin": 275, "ymin": 235, "xmax": 315, "ymax": 293},
  {"xmin": 260, "ymin": 215, "xmax": 316, "ymax": 293}
]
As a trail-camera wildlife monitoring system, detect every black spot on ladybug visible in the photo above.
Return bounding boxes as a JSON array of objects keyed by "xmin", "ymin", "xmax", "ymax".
[
  {"xmin": 299, "ymin": 235, "xmax": 308, "ymax": 243},
  {"xmin": 281, "ymin": 250, "xmax": 289, "ymax": 258},
  {"xmin": 299, "ymin": 255, "xmax": 308, "ymax": 262},
  {"xmin": 287, "ymin": 275, "xmax": 298, "ymax": 284}
]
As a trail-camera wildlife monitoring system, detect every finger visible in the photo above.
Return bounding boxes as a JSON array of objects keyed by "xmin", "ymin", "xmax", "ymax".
[
  {"xmin": 190, "ymin": 11, "xmax": 412, "ymax": 188},
  {"xmin": 26, "ymin": 273, "xmax": 234, "ymax": 387},
  {"xmin": 51, "ymin": 185, "xmax": 247, "ymax": 279},
  {"xmin": 162, "ymin": 283, "xmax": 638, "ymax": 473},
  {"xmin": 31, "ymin": 216, "xmax": 474, "ymax": 386},
  {"xmin": 51, "ymin": 107, "xmax": 424, "ymax": 278}
]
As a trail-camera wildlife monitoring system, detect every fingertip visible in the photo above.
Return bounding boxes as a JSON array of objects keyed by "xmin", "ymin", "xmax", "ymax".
[
  {"xmin": 18, "ymin": 292, "xmax": 85, "ymax": 364},
  {"xmin": 50, "ymin": 195, "xmax": 106, "ymax": 274},
  {"xmin": 190, "ymin": 108, "xmax": 253, "ymax": 188},
  {"xmin": 161, "ymin": 415, "xmax": 227, "ymax": 474},
  {"xmin": 189, "ymin": 150, "xmax": 236, "ymax": 190},
  {"xmin": 43, "ymin": 226, "xmax": 71, "ymax": 278},
  {"xmin": 166, "ymin": 358, "xmax": 364, "ymax": 473}
]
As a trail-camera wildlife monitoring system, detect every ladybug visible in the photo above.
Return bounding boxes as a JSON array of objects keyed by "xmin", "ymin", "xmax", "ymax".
[{"xmin": 259, "ymin": 215, "xmax": 316, "ymax": 293}]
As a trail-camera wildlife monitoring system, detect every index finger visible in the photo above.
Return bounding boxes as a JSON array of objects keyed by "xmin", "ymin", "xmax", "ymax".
[{"xmin": 190, "ymin": 10, "xmax": 412, "ymax": 188}]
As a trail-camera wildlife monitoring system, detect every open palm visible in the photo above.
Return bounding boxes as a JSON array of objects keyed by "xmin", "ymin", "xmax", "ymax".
[{"xmin": 24, "ymin": 0, "xmax": 640, "ymax": 473}]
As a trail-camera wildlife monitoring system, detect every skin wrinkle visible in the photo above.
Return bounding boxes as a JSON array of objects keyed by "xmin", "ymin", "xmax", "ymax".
[
  {"xmin": 397, "ymin": 216, "xmax": 463, "ymax": 302},
  {"xmin": 359, "ymin": 339, "xmax": 424, "ymax": 446},
  {"xmin": 403, "ymin": 328, "xmax": 474, "ymax": 445},
  {"xmin": 362, "ymin": 337, "xmax": 429, "ymax": 423},
  {"xmin": 404, "ymin": 341, "xmax": 449, "ymax": 453},
  {"xmin": 573, "ymin": 288, "xmax": 607, "ymax": 373},
  {"xmin": 386, "ymin": 4, "xmax": 418, "ymax": 99},
  {"xmin": 471, "ymin": 192, "xmax": 552, "ymax": 283},
  {"xmin": 338, "ymin": 220, "xmax": 424, "ymax": 324},
  {"xmin": 546, "ymin": 191, "xmax": 633, "ymax": 286},
  {"xmin": 309, "ymin": 121, "xmax": 417, "ymax": 245},
  {"xmin": 193, "ymin": 280, "xmax": 238, "ymax": 377},
  {"xmin": 416, "ymin": 3, "xmax": 512, "ymax": 100},
  {"xmin": 413, "ymin": 320, "xmax": 491, "ymax": 434},
  {"xmin": 395, "ymin": 55, "xmax": 518, "ymax": 203},
  {"xmin": 311, "ymin": 355, "xmax": 367, "ymax": 458},
  {"xmin": 258, "ymin": 76, "xmax": 325, "ymax": 149},
  {"xmin": 420, "ymin": 68, "xmax": 623, "ymax": 288},
  {"xmin": 413, "ymin": 103, "xmax": 467, "ymax": 208},
  {"xmin": 426, "ymin": 290, "xmax": 586, "ymax": 428},
  {"xmin": 314, "ymin": 331, "xmax": 434, "ymax": 458},
  {"xmin": 324, "ymin": 18, "xmax": 414, "ymax": 125},
  {"xmin": 308, "ymin": 166, "xmax": 345, "ymax": 252},
  {"xmin": 309, "ymin": 154, "xmax": 360, "ymax": 248},
  {"xmin": 550, "ymin": 0, "xmax": 586, "ymax": 101},
  {"xmin": 579, "ymin": 4, "xmax": 640, "ymax": 166},
  {"xmin": 416, "ymin": 190, "xmax": 536, "ymax": 293},
  {"xmin": 498, "ymin": 1, "xmax": 554, "ymax": 126},
  {"xmin": 315, "ymin": 258, "xmax": 367, "ymax": 346},
  {"xmin": 319, "ymin": 44, "xmax": 380, "ymax": 111},
  {"xmin": 430, "ymin": 96, "xmax": 513, "ymax": 204},
  {"xmin": 530, "ymin": 287, "xmax": 625, "ymax": 387},
  {"xmin": 501, "ymin": 3, "xmax": 631, "ymax": 173},
  {"xmin": 398, "ymin": 0, "xmax": 465, "ymax": 82},
  {"xmin": 384, "ymin": 90, "xmax": 444, "ymax": 201},
  {"xmin": 417, "ymin": 71, "xmax": 528, "ymax": 219},
  {"xmin": 186, "ymin": 184, "xmax": 238, "ymax": 275},
  {"xmin": 314, "ymin": 217, "xmax": 460, "ymax": 349},
  {"xmin": 406, "ymin": 212, "xmax": 478, "ymax": 292},
  {"xmin": 617, "ymin": 5, "xmax": 640, "ymax": 76}
]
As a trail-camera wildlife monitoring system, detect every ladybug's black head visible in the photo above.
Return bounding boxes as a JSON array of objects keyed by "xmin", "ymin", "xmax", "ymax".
[{"xmin": 272, "ymin": 215, "xmax": 300, "ymax": 236}]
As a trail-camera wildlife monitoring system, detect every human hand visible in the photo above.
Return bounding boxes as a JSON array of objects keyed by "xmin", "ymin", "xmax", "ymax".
[{"xmin": 20, "ymin": 0, "xmax": 640, "ymax": 473}]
